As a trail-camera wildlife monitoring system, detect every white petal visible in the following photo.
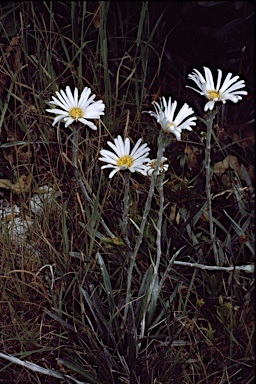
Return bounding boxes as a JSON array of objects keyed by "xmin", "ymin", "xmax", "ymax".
[
  {"xmin": 107, "ymin": 141, "xmax": 120, "ymax": 156},
  {"xmin": 99, "ymin": 149, "xmax": 119, "ymax": 161},
  {"xmin": 46, "ymin": 108, "xmax": 69, "ymax": 116},
  {"xmin": 176, "ymin": 119, "xmax": 195, "ymax": 131},
  {"xmin": 49, "ymin": 95, "xmax": 70, "ymax": 110},
  {"xmin": 162, "ymin": 97, "xmax": 168, "ymax": 112},
  {"xmin": 99, "ymin": 153, "xmax": 118, "ymax": 164},
  {"xmin": 224, "ymin": 90, "xmax": 247, "ymax": 96},
  {"xmin": 65, "ymin": 86, "xmax": 76, "ymax": 107},
  {"xmin": 101, "ymin": 162, "xmax": 118, "ymax": 169},
  {"xmin": 219, "ymin": 73, "xmax": 239, "ymax": 93},
  {"xmin": 173, "ymin": 131, "xmax": 181, "ymax": 141},
  {"xmin": 130, "ymin": 138, "xmax": 142, "ymax": 157},
  {"xmin": 152, "ymin": 101, "xmax": 161, "ymax": 115},
  {"xmin": 100, "ymin": 158, "xmax": 118, "ymax": 166},
  {"xmin": 186, "ymin": 85, "xmax": 204, "ymax": 96},
  {"xmin": 79, "ymin": 87, "xmax": 91, "ymax": 107},
  {"xmin": 78, "ymin": 118, "xmax": 97, "ymax": 130},
  {"xmin": 204, "ymin": 67, "xmax": 215, "ymax": 90},
  {"xmin": 133, "ymin": 157, "xmax": 150, "ymax": 167},
  {"xmin": 215, "ymin": 69, "xmax": 223, "ymax": 91},
  {"xmin": 64, "ymin": 117, "xmax": 75, "ymax": 127},
  {"xmin": 52, "ymin": 115, "xmax": 65, "ymax": 126},
  {"xmin": 59, "ymin": 87, "xmax": 73, "ymax": 108},
  {"xmin": 109, "ymin": 168, "xmax": 119, "ymax": 178},
  {"xmin": 52, "ymin": 114, "xmax": 66, "ymax": 124},
  {"xmin": 168, "ymin": 99, "xmax": 177, "ymax": 122},
  {"xmin": 73, "ymin": 87, "xmax": 79, "ymax": 105},
  {"xmin": 124, "ymin": 137, "xmax": 130, "ymax": 155},
  {"xmin": 221, "ymin": 80, "xmax": 246, "ymax": 94},
  {"xmin": 132, "ymin": 148, "xmax": 150, "ymax": 161},
  {"xmin": 174, "ymin": 104, "xmax": 194, "ymax": 126},
  {"xmin": 80, "ymin": 93, "xmax": 96, "ymax": 110},
  {"xmin": 116, "ymin": 135, "xmax": 126, "ymax": 156},
  {"xmin": 204, "ymin": 100, "xmax": 215, "ymax": 111},
  {"xmin": 83, "ymin": 101, "xmax": 105, "ymax": 118}
]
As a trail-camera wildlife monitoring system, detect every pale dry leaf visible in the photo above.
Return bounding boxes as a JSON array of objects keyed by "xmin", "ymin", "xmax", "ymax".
[
  {"xmin": 169, "ymin": 205, "xmax": 180, "ymax": 224},
  {"xmin": 0, "ymin": 179, "xmax": 13, "ymax": 189},
  {"xmin": 5, "ymin": 35, "xmax": 21, "ymax": 58},
  {"xmin": 213, "ymin": 155, "xmax": 241, "ymax": 177},
  {"xmin": 0, "ymin": 174, "xmax": 32, "ymax": 193},
  {"xmin": 184, "ymin": 145, "xmax": 200, "ymax": 170}
]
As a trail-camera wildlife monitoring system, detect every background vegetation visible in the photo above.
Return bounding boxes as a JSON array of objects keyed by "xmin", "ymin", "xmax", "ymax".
[{"xmin": 0, "ymin": 1, "xmax": 254, "ymax": 383}]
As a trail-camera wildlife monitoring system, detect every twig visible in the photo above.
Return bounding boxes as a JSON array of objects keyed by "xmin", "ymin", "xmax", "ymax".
[{"xmin": 173, "ymin": 261, "xmax": 254, "ymax": 273}]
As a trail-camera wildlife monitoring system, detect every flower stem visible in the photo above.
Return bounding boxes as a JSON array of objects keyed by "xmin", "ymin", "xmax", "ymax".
[
  {"xmin": 124, "ymin": 130, "xmax": 171, "ymax": 321},
  {"xmin": 205, "ymin": 110, "xmax": 219, "ymax": 264},
  {"xmin": 121, "ymin": 171, "xmax": 131, "ymax": 248},
  {"xmin": 155, "ymin": 173, "xmax": 165, "ymax": 273},
  {"xmin": 72, "ymin": 127, "xmax": 93, "ymax": 204},
  {"xmin": 140, "ymin": 171, "xmax": 165, "ymax": 339}
]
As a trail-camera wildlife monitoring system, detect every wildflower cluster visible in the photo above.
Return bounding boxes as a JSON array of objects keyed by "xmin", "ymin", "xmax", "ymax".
[
  {"xmin": 46, "ymin": 67, "xmax": 247, "ymax": 182},
  {"xmin": 42, "ymin": 60, "xmax": 251, "ymax": 380}
]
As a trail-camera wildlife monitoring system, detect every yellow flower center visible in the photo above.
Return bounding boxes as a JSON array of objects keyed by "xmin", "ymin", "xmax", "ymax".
[
  {"xmin": 208, "ymin": 90, "xmax": 221, "ymax": 101},
  {"xmin": 149, "ymin": 158, "xmax": 166, "ymax": 173},
  {"xmin": 117, "ymin": 155, "xmax": 134, "ymax": 169},
  {"xmin": 167, "ymin": 122, "xmax": 176, "ymax": 128},
  {"xmin": 69, "ymin": 107, "xmax": 84, "ymax": 120},
  {"xmin": 150, "ymin": 159, "xmax": 157, "ymax": 169}
]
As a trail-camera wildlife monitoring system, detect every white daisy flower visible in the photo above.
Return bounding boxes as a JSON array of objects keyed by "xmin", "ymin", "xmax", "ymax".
[
  {"xmin": 46, "ymin": 86, "xmax": 105, "ymax": 129},
  {"xmin": 146, "ymin": 157, "xmax": 169, "ymax": 177},
  {"xmin": 99, "ymin": 135, "xmax": 151, "ymax": 179},
  {"xmin": 146, "ymin": 97, "xmax": 196, "ymax": 141},
  {"xmin": 186, "ymin": 66, "xmax": 248, "ymax": 111}
]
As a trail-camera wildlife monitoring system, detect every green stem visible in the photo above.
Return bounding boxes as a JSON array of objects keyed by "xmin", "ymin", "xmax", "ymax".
[
  {"xmin": 72, "ymin": 127, "xmax": 93, "ymax": 204},
  {"xmin": 124, "ymin": 130, "xmax": 171, "ymax": 322},
  {"xmin": 122, "ymin": 171, "xmax": 131, "ymax": 248},
  {"xmin": 205, "ymin": 110, "xmax": 219, "ymax": 264},
  {"xmin": 140, "ymin": 171, "xmax": 165, "ymax": 339},
  {"xmin": 155, "ymin": 173, "xmax": 165, "ymax": 272}
]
